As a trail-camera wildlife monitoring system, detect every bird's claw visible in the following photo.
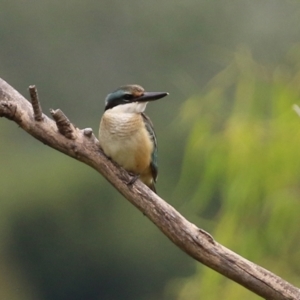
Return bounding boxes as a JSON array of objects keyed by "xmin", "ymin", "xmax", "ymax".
[{"xmin": 127, "ymin": 172, "xmax": 140, "ymax": 186}]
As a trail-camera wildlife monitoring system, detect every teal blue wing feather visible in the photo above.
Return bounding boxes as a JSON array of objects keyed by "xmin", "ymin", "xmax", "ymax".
[{"xmin": 141, "ymin": 113, "xmax": 158, "ymax": 183}]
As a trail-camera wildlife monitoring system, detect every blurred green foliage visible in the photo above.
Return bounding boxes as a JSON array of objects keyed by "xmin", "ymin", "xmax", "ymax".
[
  {"xmin": 1, "ymin": 1, "xmax": 300, "ymax": 300},
  {"xmin": 168, "ymin": 47, "xmax": 300, "ymax": 299}
]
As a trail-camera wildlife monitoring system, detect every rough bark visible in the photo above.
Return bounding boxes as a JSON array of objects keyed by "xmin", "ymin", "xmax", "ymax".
[{"xmin": 0, "ymin": 78, "xmax": 299, "ymax": 300}]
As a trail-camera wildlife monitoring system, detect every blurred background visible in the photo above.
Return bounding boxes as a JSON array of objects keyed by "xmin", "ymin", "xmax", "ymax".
[{"xmin": 1, "ymin": 1, "xmax": 300, "ymax": 299}]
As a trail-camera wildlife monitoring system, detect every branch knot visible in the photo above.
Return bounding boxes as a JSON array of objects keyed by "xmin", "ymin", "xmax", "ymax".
[{"xmin": 0, "ymin": 100, "xmax": 17, "ymax": 120}]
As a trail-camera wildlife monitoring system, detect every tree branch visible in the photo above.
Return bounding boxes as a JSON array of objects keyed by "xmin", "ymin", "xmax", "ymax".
[{"xmin": 0, "ymin": 77, "xmax": 299, "ymax": 300}]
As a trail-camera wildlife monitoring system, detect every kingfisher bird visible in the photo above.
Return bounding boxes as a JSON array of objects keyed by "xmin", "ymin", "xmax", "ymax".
[{"xmin": 98, "ymin": 84, "xmax": 169, "ymax": 193}]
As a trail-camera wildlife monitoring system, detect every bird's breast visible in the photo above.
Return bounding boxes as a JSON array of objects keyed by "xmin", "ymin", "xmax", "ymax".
[{"xmin": 99, "ymin": 112, "xmax": 153, "ymax": 175}]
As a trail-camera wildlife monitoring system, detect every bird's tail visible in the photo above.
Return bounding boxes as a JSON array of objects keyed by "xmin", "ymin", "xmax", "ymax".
[{"xmin": 148, "ymin": 182, "xmax": 157, "ymax": 194}]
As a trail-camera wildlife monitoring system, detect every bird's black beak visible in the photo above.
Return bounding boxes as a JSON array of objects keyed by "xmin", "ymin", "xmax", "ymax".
[{"xmin": 135, "ymin": 92, "xmax": 169, "ymax": 103}]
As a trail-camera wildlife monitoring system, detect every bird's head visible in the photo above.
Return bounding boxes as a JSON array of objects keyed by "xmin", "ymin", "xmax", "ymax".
[{"xmin": 104, "ymin": 85, "xmax": 168, "ymax": 112}]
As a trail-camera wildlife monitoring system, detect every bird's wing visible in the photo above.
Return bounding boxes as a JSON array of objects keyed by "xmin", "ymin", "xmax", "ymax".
[{"xmin": 141, "ymin": 113, "xmax": 158, "ymax": 182}]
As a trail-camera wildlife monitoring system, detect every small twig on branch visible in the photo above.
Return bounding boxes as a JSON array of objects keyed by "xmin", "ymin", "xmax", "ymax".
[
  {"xmin": 50, "ymin": 108, "xmax": 76, "ymax": 139},
  {"xmin": 29, "ymin": 85, "xmax": 43, "ymax": 121},
  {"xmin": 83, "ymin": 127, "xmax": 93, "ymax": 138},
  {"xmin": 1, "ymin": 77, "xmax": 300, "ymax": 300}
]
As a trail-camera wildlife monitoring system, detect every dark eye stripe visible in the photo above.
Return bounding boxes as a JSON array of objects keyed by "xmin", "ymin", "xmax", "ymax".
[{"xmin": 123, "ymin": 94, "xmax": 134, "ymax": 100}]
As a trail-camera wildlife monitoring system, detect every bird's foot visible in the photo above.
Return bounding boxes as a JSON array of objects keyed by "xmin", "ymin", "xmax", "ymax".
[{"xmin": 127, "ymin": 172, "xmax": 140, "ymax": 186}]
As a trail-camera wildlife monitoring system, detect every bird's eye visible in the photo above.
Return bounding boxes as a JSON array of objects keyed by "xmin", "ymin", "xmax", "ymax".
[{"xmin": 123, "ymin": 94, "xmax": 133, "ymax": 101}]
